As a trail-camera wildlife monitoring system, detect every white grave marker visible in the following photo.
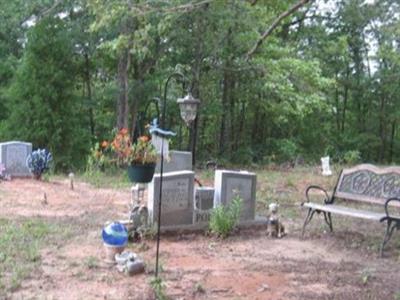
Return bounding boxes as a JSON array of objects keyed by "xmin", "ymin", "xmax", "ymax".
[{"xmin": 321, "ymin": 156, "xmax": 332, "ymax": 176}]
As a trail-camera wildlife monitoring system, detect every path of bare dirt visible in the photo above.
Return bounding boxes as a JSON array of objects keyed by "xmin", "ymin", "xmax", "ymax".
[{"xmin": 1, "ymin": 178, "xmax": 400, "ymax": 300}]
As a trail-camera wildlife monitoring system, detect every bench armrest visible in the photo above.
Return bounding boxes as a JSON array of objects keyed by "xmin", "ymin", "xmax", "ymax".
[
  {"xmin": 304, "ymin": 185, "xmax": 332, "ymax": 205},
  {"xmin": 384, "ymin": 197, "xmax": 400, "ymax": 220}
]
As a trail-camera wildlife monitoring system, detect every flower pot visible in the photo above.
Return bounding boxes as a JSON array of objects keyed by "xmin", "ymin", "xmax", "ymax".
[
  {"xmin": 127, "ymin": 163, "xmax": 156, "ymax": 183},
  {"xmin": 103, "ymin": 243, "xmax": 125, "ymax": 263}
]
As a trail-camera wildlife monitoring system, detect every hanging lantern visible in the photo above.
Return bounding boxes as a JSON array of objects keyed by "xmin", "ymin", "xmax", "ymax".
[{"xmin": 177, "ymin": 93, "xmax": 200, "ymax": 126}]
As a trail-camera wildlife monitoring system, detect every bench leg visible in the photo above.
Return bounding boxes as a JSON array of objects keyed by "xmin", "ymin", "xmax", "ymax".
[
  {"xmin": 323, "ymin": 212, "xmax": 333, "ymax": 232},
  {"xmin": 380, "ymin": 219, "xmax": 398, "ymax": 258},
  {"xmin": 302, "ymin": 208, "xmax": 316, "ymax": 237}
]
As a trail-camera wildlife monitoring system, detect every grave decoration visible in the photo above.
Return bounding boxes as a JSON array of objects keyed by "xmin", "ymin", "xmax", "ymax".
[
  {"xmin": 149, "ymin": 118, "xmax": 176, "ymax": 157},
  {"xmin": 0, "ymin": 141, "xmax": 32, "ymax": 177},
  {"xmin": 26, "ymin": 148, "xmax": 52, "ymax": 180},
  {"xmin": 102, "ymin": 222, "xmax": 128, "ymax": 262},
  {"xmin": 127, "ymin": 135, "xmax": 157, "ymax": 183},
  {"xmin": 115, "ymin": 251, "xmax": 145, "ymax": 275},
  {"xmin": 321, "ymin": 156, "xmax": 332, "ymax": 176},
  {"xmin": 266, "ymin": 203, "xmax": 285, "ymax": 238}
]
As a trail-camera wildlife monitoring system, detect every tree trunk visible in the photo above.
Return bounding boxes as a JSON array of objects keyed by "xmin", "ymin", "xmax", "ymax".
[
  {"xmin": 84, "ymin": 53, "xmax": 95, "ymax": 136},
  {"xmin": 378, "ymin": 94, "xmax": 386, "ymax": 162},
  {"xmin": 117, "ymin": 48, "xmax": 130, "ymax": 130},
  {"xmin": 341, "ymin": 66, "xmax": 350, "ymax": 133},
  {"xmin": 219, "ymin": 69, "xmax": 232, "ymax": 155},
  {"xmin": 389, "ymin": 120, "xmax": 396, "ymax": 163}
]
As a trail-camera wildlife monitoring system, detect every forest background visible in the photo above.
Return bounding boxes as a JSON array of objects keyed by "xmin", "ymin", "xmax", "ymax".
[{"xmin": 0, "ymin": 0, "xmax": 399, "ymax": 171}]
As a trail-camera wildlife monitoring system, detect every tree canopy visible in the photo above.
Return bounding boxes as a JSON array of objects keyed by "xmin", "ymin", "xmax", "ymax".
[{"xmin": 0, "ymin": 0, "xmax": 399, "ymax": 170}]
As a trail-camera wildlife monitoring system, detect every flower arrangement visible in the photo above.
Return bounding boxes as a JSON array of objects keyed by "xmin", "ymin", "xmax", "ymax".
[
  {"xmin": 111, "ymin": 128, "xmax": 132, "ymax": 165},
  {"xmin": 26, "ymin": 149, "xmax": 53, "ymax": 179},
  {"xmin": 129, "ymin": 136, "xmax": 157, "ymax": 165},
  {"xmin": 88, "ymin": 128, "xmax": 157, "ymax": 172}
]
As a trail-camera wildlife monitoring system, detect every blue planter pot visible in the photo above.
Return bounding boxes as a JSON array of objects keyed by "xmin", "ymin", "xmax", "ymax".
[{"xmin": 127, "ymin": 163, "xmax": 156, "ymax": 183}]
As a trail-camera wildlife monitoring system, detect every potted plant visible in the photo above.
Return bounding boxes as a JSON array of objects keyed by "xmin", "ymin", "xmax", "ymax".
[
  {"xmin": 26, "ymin": 149, "xmax": 53, "ymax": 180},
  {"xmin": 127, "ymin": 135, "xmax": 157, "ymax": 183}
]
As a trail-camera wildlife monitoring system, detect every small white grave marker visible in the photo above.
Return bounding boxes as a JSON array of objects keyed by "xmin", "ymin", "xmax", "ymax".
[
  {"xmin": 68, "ymin": 172, "xmax": 74, "ymax": 190},
  {"xmin": 321, "ymin": 156, "xmax": 332, "ymax": 176}
]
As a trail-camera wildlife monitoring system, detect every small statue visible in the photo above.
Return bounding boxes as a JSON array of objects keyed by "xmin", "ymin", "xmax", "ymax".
[
  {"xmin": 129, "ymin": 204, "xmax": 149, "ymax": 242},
  {"xmin": 267, "ymin": 203, "xmax": 285, "ymax": 238}
]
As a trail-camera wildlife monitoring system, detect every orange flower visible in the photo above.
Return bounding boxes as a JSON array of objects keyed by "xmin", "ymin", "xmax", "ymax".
[
  {"xmin": 120, "ymin": 128, "xmax": 129, "ymax": 135},
  {"xmin": 139, "ymin": 136, "xmax": 149, "ymax": 143},
  {"xmin": 101, "ymin": 141, "xmax": 109, "ymax": 148}
]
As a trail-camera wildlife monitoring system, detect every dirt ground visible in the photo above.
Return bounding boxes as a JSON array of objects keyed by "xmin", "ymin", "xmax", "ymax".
[{"xmin": 1, "ymin": 177, "xmax": 400, "ymax": 300}]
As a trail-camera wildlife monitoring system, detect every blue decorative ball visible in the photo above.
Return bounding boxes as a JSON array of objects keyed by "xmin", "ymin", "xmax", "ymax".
[{"xmin": 102, "ymin": 222, "xmax": 128, "ymax": 247}]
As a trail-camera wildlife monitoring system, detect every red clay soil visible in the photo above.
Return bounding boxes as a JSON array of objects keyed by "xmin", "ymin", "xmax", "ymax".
[{"xmin": 1, "ymin": 178, "xmax": 400, "ymax": 300}]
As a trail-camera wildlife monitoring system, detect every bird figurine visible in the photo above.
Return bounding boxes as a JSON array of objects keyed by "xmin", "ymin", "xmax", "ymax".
[{"xmin": 148, "ymin": 118, "xmax": 176, "ymax": 138}]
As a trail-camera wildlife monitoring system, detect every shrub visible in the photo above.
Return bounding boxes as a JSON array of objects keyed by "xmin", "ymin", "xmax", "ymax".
[
  {"xmin": 343, "ymin": 150, "xmax": 361, "ymax": 165},
  {"xmin": 209, "ymin": 195, "xmax": 243, "ymax": 238},
  {"xmin": 275, "ymin": 139, "xmax": 298, "ymax": 163}
]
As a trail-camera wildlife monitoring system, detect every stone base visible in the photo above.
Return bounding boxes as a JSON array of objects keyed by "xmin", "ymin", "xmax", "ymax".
[{"xmin": 159, "ymin": 216, "xmax": 268, "ymax": 234}]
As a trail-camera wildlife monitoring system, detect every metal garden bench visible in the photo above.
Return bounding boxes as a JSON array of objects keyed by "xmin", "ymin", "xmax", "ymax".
[{"xmin": 301, "ymin": 164, "xmax": 400, "ymax": 257}]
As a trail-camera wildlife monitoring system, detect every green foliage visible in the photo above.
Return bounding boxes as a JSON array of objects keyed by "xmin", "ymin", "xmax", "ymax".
[
  {"xmin": 0, "ymin": 0, "xmax": 399, "ymax": 168},
  {"xmin": 275, "ymin": 139, "xmax": 298, "ymax": 163},
  {"xmin": 2, "ymin": 17, "xmax": 89, "ymax": 171},
  {"xmin": 209, "ymin": 195, "xmax": 243, "ymax": 238},
  {"xmin": 343, "ymin": 150, "xmax": 362, "ymax": 165},
  {"xmin": 150, "ymin": 276, "xmax": 168, "ymax": 300},
  {"xmin": 84, "ymin": 256, "xmax": 99, "ymax": 269}
]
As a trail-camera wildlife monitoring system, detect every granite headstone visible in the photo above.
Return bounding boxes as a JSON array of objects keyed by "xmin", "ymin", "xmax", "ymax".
[
  {"xmin": 0, "ymin": 141, "xmax": 32, "ymax": 177},
  {"xmin": 195, "ymin": 187, "xmax": 214, "ymax": 210},
  {"xmin": 148, "ymin": 170, "xmax": 195, "ymax": 227},
  {"xmin": 214, "ymin": 170, "xmax": 257, "ymax": 221},
  {"xmin": 155, "ymin": 150, "xmax": 192, "ymax": 173}
]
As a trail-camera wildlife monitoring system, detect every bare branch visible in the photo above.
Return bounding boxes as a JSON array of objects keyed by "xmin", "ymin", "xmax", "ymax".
[{"xmin": 246, "ymin": 0, "xmax": 313, "ymax": 60}]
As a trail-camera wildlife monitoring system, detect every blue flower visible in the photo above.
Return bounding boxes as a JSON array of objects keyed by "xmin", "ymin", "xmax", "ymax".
[{"xmin": 26, "ymin": 148, "xmax": 53, "ymax": 176}]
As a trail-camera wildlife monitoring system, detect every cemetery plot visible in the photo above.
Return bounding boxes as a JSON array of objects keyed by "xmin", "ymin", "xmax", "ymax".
[{"xmin": 0, "ymin": 168, "xmax": 400, "ymax": 300}]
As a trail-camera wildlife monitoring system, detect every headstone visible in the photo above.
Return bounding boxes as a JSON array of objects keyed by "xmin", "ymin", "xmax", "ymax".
[
  {"xmin": 155, "ymin": 150, "xmax": 192, "ymax": 173},
  {"xmin": 321, "ymin": 156, "xmax": 332, "ymax": 176},
  {"xmin": 0, "ymin": 141, "xmax": 32, "ymax": 177},
  {"xmin": 193, "ymin": 208, "xmax": 212, "ymax": 226},
  {"xmin": 147, "ymin": 170, "xmax": 194, "ymax": 227},
  {"xmin": 195, "ymin": 187, "xmax": 214, "ymax": 210},
  {"xmin": 151, "ymin": 133, "xmax": 169, "ymax": 157},
  {"xmin": 193, "ymin": 187, "xmax": 214, "ymax": 226},
  {"xmin": 214, "ymin": 170, "xmax": 257, "ymax": 221}
]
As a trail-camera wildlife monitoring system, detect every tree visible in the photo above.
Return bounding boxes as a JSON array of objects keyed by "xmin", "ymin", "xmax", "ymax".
[{"xmin": 4, "ymin": 16, "xmax": 89, "ymax": 170}]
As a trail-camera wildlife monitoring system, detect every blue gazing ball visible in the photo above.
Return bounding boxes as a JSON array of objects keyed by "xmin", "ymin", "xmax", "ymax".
[{"xmin": 102, "ymin": 222, "xmax": 128, "ymax": 247}]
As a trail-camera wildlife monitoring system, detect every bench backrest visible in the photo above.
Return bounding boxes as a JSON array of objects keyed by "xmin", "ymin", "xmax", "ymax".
[{"xmin": 335, "ymin": 164, "xmax": 400, "ymax": 207}]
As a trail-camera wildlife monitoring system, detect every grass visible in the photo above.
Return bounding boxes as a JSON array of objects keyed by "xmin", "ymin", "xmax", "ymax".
[
  {"xmin": 75, "ymin": 169, "xmax": 132, "ymax": 189},
  {"xmin": 150, "ymin": 276, "xmax": 168, "ymax": 300},
  {"xmin": 0, "ymin": 218, "xmax": 71, "ymax": 296},
  {"xmin": 84, "ymin": 256, "xmax": 99, "ymax": 269}
]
